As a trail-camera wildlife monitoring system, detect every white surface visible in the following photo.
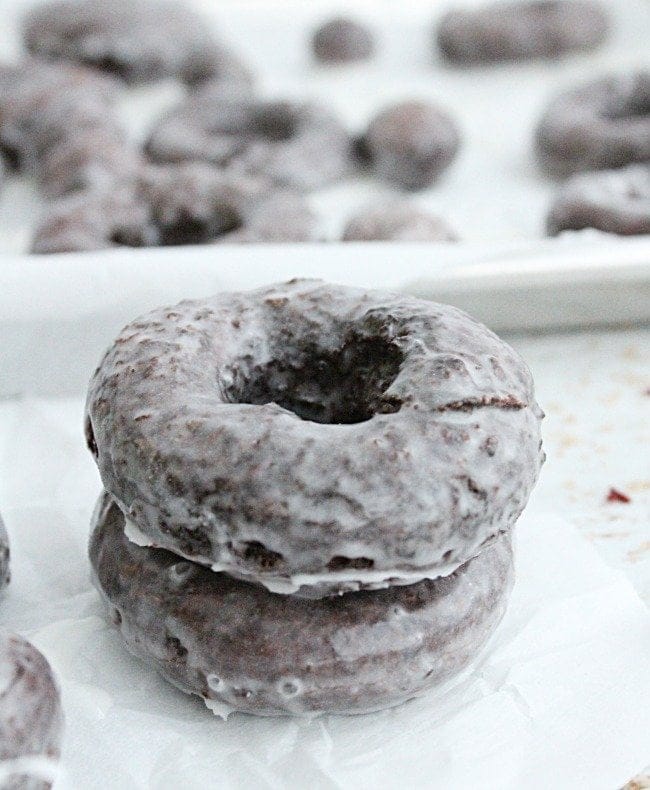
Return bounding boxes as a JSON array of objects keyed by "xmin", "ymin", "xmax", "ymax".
[
  {"xmin": 0, "ymin": 0, "xmax": 649, "ymax": 250},
  {"xmin": 519, "ymin": 326, "xmax": 650, "ymax": 605}
]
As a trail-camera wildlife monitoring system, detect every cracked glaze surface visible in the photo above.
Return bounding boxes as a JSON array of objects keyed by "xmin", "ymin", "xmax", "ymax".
[
  {"xmin": 0, "ymin": 633, "xmax": 63, "ymax": 790},
  {"xmin": 90, "ymin": 493, "xmax": 514, "ymax": 717},
  {"xmin": 85, "ymin": 280, "xmax": 543, "ymax": 596}
]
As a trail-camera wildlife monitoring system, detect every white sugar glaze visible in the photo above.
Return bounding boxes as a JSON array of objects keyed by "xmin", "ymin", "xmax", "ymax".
[
  {"xmin": 92, "ymin": 495, "xmax": 515, "ymax": 716},
  {"xmin": 124, "ymin": 514, "xmax": 477, "ymax": 595}
]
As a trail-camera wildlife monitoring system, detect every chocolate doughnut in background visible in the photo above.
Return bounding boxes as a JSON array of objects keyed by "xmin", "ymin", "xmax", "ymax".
[
  {"xmin": 342, "ymin": 201, "xmax": 458, "ymax": 242},
  {"xmin": 30, "ymin": 182, "xmax": 154, "ymax": 254},
  {"xmin": 535, "ymin": 71, "xmax": 650, "ymax": 178},
  {"xmin": 436, "ymin": 0, "xmax": 609, "ymax": 65},
  {"xmin": 0, "ymin": 633, "xmax": 63, "ymax": 790},
  {"xmin": 31, "ymin": 164, "xmax": 317, "ymax": 253},
  {"xmin": 0, "ymin": 517, "xmax": 63, "ymax": 787},
  {"xmin": 90, "ymin": 493, "xmax": 514, "ymax": 717},
  {"xmin": 0, "ymin": 59, "xmax": 120, "ymax": 176},
  {"xmin": 0, "ymin": 57, "xmax": 145, "ymax": 228},
  {"xmin": 360, "ymin": 101, "xmax": 460, "ymax": 191},
  {"xmin": 85, "ymin": 280, "xmax": 544, "ymax": 598},
  {"xmin": 312, "ymin": 17, "xmax": 375, "ymax": 64},
  {"xmin": 546, "ymin": 164, "xmax": 650, "ymax": 236},
  {"xmin": 140, "ymin": 163, "xmax": 317, "ymax": 245},
  {"xmin": 22, "ymin": 0, "xmax": 251, "ymax": 87},
  {"xmin": 145, "ymin": 85, "xmax": 353, "ymax": 191},
  {"xmin": 218, "ymin": 190, "xmax": 318, "ymax": 244}
]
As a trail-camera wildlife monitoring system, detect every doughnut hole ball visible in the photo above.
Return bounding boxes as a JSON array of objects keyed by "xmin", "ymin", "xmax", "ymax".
[
  {"xmin": 312, "ymin": 17, "xmax": 375, "ymax": 64},
  {"xmin": 361, "ymin": 101, "xmax": 461, "ymax": 190}
]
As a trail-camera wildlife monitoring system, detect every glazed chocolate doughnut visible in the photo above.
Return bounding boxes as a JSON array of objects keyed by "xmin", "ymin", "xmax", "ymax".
[
  {"xmin": 140, "ymin": 163, "xmax": 317, "ymax": 245},
  {"xmin": 312, "ymin": 18, "xmax": 375, "ymax": 64},
  {"xmin": 22, "ymin": 0, "xmax": 250, "ymax": 86},
  {"xmin": 30, "ymin": 183, "xmax": 155, "ymax": 254},
  {"xmin": 31, "ymin": 164, "xmax": 317, "ymax": 252},
  {"xmin": 90, "ymin": 492, "xmax": 513, "ymax": 716},
  {"xmin": 0, "ymin": 633, "xmax": 63, "ymax": 789},
  {"xmin": 38, "ymin": 125, "xmax": 142, "ymax": 198},
  {"xmin": 437, "ymin": 1, "xmax": 609, "ymax": 65},
  {"xmin": 0, "ymin": 513, "xmax": 10, "ymax": 591},
  {"xmin": 361, "ymin": 101, "xmax": 460, "ymax": 190},
  {"xmin": 342, "ymin": 201, "xmax": 457, "ymax": 241},
  {"xmin": 0, "ymin": 59, "xmax": 119, "ymax": 173},
  {"xmin": 145, "ymin": 85, "xmax": 352, "ymax": 190},
  {"xmin": 546, "ymin": 164, "xmax": 650, "ymax": 236},
  {"xmin": 535, "ymin": 72, "xmax": 650, "ymax": 177},
  {"xmin": 85, "ymin": 280, "xmax": 543, "ymax": 598}
]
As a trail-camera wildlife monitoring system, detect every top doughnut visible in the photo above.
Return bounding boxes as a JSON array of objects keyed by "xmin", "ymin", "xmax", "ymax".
[
  {"xmin": 22, "ymin": 0, "xmax": 250, "ymax": 86},
  {"xmin": 85, "ymin": 281, "xmax": 544, "ymax": 597},
  {"xmin": 437, "ymin": 1, "xmax": 609, "ymax": 65}
]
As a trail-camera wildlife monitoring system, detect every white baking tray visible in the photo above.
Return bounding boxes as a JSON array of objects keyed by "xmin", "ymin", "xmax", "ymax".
[{"xmin": 1, "ymin": 239, "xmax": 649, "ymax": 398}]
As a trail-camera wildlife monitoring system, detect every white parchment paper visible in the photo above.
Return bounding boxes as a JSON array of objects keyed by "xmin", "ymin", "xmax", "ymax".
[{"xmin": 0, "ymin": 396, "xmax": 649, "ymax": 790}]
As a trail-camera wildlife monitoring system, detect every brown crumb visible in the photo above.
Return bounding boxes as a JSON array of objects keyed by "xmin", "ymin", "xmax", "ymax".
[
  {"xmin": 627, "ymin": 542, "xmax": 650, "ymax": 564},
  {"xmin": 621, "ymin": 346, "xmax": 641, "ymax": 361},
  {"xmin": 606, "ymin": 488, "xmax": 631, "ymax": 504},
  {"xmin": 627, "ymin": 480, "xmax": 650, "ymax": 493},
  {"xmin": 622, "ymin": 773, "xmax": 650, "ymax": 789}
]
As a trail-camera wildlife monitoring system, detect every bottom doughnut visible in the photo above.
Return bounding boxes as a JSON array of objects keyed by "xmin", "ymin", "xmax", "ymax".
[{"xmin": 90, "ymin": 492, "xmax": 514, "ymax": 717}]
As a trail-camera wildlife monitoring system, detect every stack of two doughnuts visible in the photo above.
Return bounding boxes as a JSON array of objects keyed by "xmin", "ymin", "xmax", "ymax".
[{"xmin": 86, "ymin": 281, "xmax": 544, "ymax": 717}]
